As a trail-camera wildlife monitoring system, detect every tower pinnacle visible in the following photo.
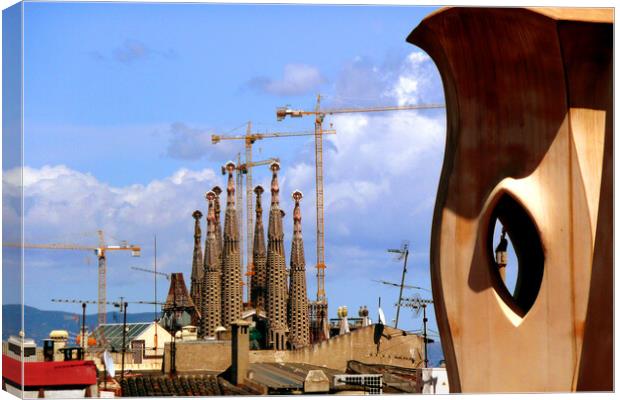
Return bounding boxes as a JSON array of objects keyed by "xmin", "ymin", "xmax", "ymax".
[{"xmin": 288, "ymin": 190, "xmax": 310, "ymax": 348}]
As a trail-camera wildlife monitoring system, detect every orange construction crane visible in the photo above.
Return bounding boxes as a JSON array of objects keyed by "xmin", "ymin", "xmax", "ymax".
[
  {"xmin": 211, "ymin": 122, "xmax": 335, "ymax": 302},
  {"xmin": 276, "ymin": 95, "xmax": 444, "ymax": 319},
  {"xmin": 5, "ymin": 230, "xmax": 140, "ymax": 326}
]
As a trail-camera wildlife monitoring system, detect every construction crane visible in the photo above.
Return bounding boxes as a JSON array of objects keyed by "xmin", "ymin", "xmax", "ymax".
[
  {"xmin": 5, "ymin": 230, "xmax": 141, "ymax": 326},
  {"xmin": 211, "ymin": 122, "xmax": 336, "ymax": 303},
  {"xmin": 276, "ymin": 95, "xmax": 444, "ymax": 326},
  {"xmin": 221, "ymin": 155, "xmax": 279, "ymax": 300}
]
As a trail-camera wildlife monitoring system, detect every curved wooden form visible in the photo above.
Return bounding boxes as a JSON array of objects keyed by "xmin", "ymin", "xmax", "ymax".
[{"xmin": 408, "ymin": 8, "xmax": 612, "ymax": 392}]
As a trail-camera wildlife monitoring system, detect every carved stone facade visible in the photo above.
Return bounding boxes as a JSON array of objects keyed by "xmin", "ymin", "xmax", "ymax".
[
  {"xmin": 220, "ymin": 162, "xmax": 243, "ymax": 328},
  {"xmin": 250, "ymin": 185, "xmax": 267, "ymax": 311},
  {"xmin": 266, "ymin": 162, "xmax": 289, "ymax": 350},
  {"xmin": 287, "ymin": 191, "xmax": 309, "ymax": 348},
  {"xmin": 200, "ymin": 191, "xmax": 222, "ymax": 338},
  {"xmin": 190, "ymin": 210, "xmax": 204, "ymax": 316}
]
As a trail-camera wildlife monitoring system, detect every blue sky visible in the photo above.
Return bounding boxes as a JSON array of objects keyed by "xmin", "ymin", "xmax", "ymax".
[{"xmin": 5, "ymin": 2, "xmax": 478, "ymax": 348}]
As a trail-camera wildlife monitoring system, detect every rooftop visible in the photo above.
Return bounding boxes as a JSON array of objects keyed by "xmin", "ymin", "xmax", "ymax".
[
  {"xmin": 120, "ymin": 374, "xmax": 259, "ymax": 396},
  {"xmin": 91, "ymin": 322, "xmax": 157, "ymax": 352}
]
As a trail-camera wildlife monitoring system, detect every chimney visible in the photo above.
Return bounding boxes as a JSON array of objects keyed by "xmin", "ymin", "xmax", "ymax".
[{"xmin": 230, "ymin": 320, "xmax": 251, "ymax": 385}]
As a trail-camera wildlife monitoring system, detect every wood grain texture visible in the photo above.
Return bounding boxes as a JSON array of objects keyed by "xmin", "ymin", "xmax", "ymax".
[{"xmin": 407, "ymin": 7, "xmax": 612, "ymax": 392}]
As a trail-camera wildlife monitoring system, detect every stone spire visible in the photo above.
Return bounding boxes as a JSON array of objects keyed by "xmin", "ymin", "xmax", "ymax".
[
  {"xmin": 200, "ymin": 191, "xmax": 222, "ymax": 338},
  {"xmin": 250, "ymin": 185, "xmax": 267, "ymax": 311},
  {"xmin": 220, "ymin": 162, "xmax": 243, "ymax": 328},
  {"xmin": 212, "ymin": 186, "xmax": 223, "ymax": 256},
  {"xmin": 266, "ymin": 162, "xmax": 289, "ymax": 350},
  {"xmin": 190, "ymin": 210, "xmax": 204, "ymax": 316},
  {"xmin": 288, "ymin": 190, "xmax": 310, "ymax": 348}
]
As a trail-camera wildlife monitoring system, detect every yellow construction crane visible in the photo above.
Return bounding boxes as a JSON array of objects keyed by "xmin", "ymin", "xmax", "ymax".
[
  {"xmin": 276, "ymin": 95, "xmax": 444, "ymax": 314},
  {"xmin": 211, "ymin": 122, "xmax": 335, "ymax": 303},
  {"xmin": 5, "ymin": 230, "xmax": 140, "ymax": 326}
]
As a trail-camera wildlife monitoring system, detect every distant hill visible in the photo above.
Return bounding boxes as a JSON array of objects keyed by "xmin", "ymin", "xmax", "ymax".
[{"xmin": 3, "ymin": 304, "xmax": 158, "ymax": 346}]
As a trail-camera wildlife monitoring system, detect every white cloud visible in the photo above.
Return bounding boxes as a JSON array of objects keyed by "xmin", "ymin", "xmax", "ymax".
[
  {"xmin": 3, "ymin": 164, "xmax": 221, "ymax": 271},
  {"xmin": 165, "ymin": 122, "xmax": 238, "ymax": 161},
  {"xmin": 248, "ymin": 63, "xmax": 325, "ymax": 96},
  {"xmin": 387, "ymin": 51, "xmax": 434, "ymax": 105},
  {"xmin": 330, "ymin": 50, "xmax": 442, "ymax": 108}
]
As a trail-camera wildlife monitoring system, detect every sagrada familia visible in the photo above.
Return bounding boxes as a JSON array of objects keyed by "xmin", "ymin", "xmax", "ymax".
[{"xmin": 187, "ymin": 161, "xmax": 309, "ymax": 350}]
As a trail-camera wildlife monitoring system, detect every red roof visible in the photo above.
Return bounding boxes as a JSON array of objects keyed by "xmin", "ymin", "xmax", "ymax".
[{"xmin": 3, "ymin": 355, "xmax": 97, "ymax": 387}]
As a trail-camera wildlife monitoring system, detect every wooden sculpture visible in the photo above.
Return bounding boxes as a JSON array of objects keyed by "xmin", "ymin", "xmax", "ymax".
[{"xmin": 408, "ymin": 8, "xmax": 612, "ymax": 392}]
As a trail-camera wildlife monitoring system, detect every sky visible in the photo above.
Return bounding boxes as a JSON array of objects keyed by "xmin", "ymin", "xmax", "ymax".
[{"xmin": 2, "ymin": 2, "xmax": 522, "ymax": 349}]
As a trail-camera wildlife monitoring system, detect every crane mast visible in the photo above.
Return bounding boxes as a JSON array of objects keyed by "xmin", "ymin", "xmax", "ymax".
[
  {"xmin": 314, "ymin": 98, "xmax": 327, "ymax": 303},
  {"xmin": 245, "ymin": 122, "xmax": 253, "ymax": 298},
  {"xmin": 236, "ymin": 152, "xmax": 244, "ymax": 282},
  {"xmin": 4, "ymin": 230, "xmax": 141, "ymax": 326},
  {"xmin": 97, "ymin": 230, "xmax": 107, "ymax": 327}
]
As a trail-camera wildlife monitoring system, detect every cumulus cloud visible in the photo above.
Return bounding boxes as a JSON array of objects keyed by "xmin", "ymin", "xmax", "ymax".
[
  {"xmin": 248, "ymin": 64, "xmax": 325, "ymax": 96},
  {"xmin": 329, "ymin": 51, "xmax": 443, "ymax": 107},
  {"xmin": 386, "ymin": 51, "xmax": 443, "ymax": 106},
  {"xmin": 3, "ymin": 165, "xmax": 220, "ymax": 276}
]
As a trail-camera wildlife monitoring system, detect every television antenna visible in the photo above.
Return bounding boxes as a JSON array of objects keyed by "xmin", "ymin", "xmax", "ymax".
[
  {"xmin": 372, "ymin": 279, "xmax": 431, "ymax": 292},
  {"xmin": 387, "ymin": 240, "xmax": 409, "ymax": 328},
  {"xmin": 398, "ymin": 296, "xmax": 434, "ymax": 367}
]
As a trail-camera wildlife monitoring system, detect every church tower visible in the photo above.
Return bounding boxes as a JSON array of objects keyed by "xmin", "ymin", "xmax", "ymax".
[
  {"xmin": 288, "ymin": 190, "xmax": 310, "ymax": 348},
  {"xmin": 266, "ymin": 162, "xmax": 289, "ymax": 350},
  {"xmin": 200, "ymin": 191, "xmax": 222, "ymax": 338},
  {"xmin": 221, "ymin": 162, "xmax": 243, "ymax": 328}
]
